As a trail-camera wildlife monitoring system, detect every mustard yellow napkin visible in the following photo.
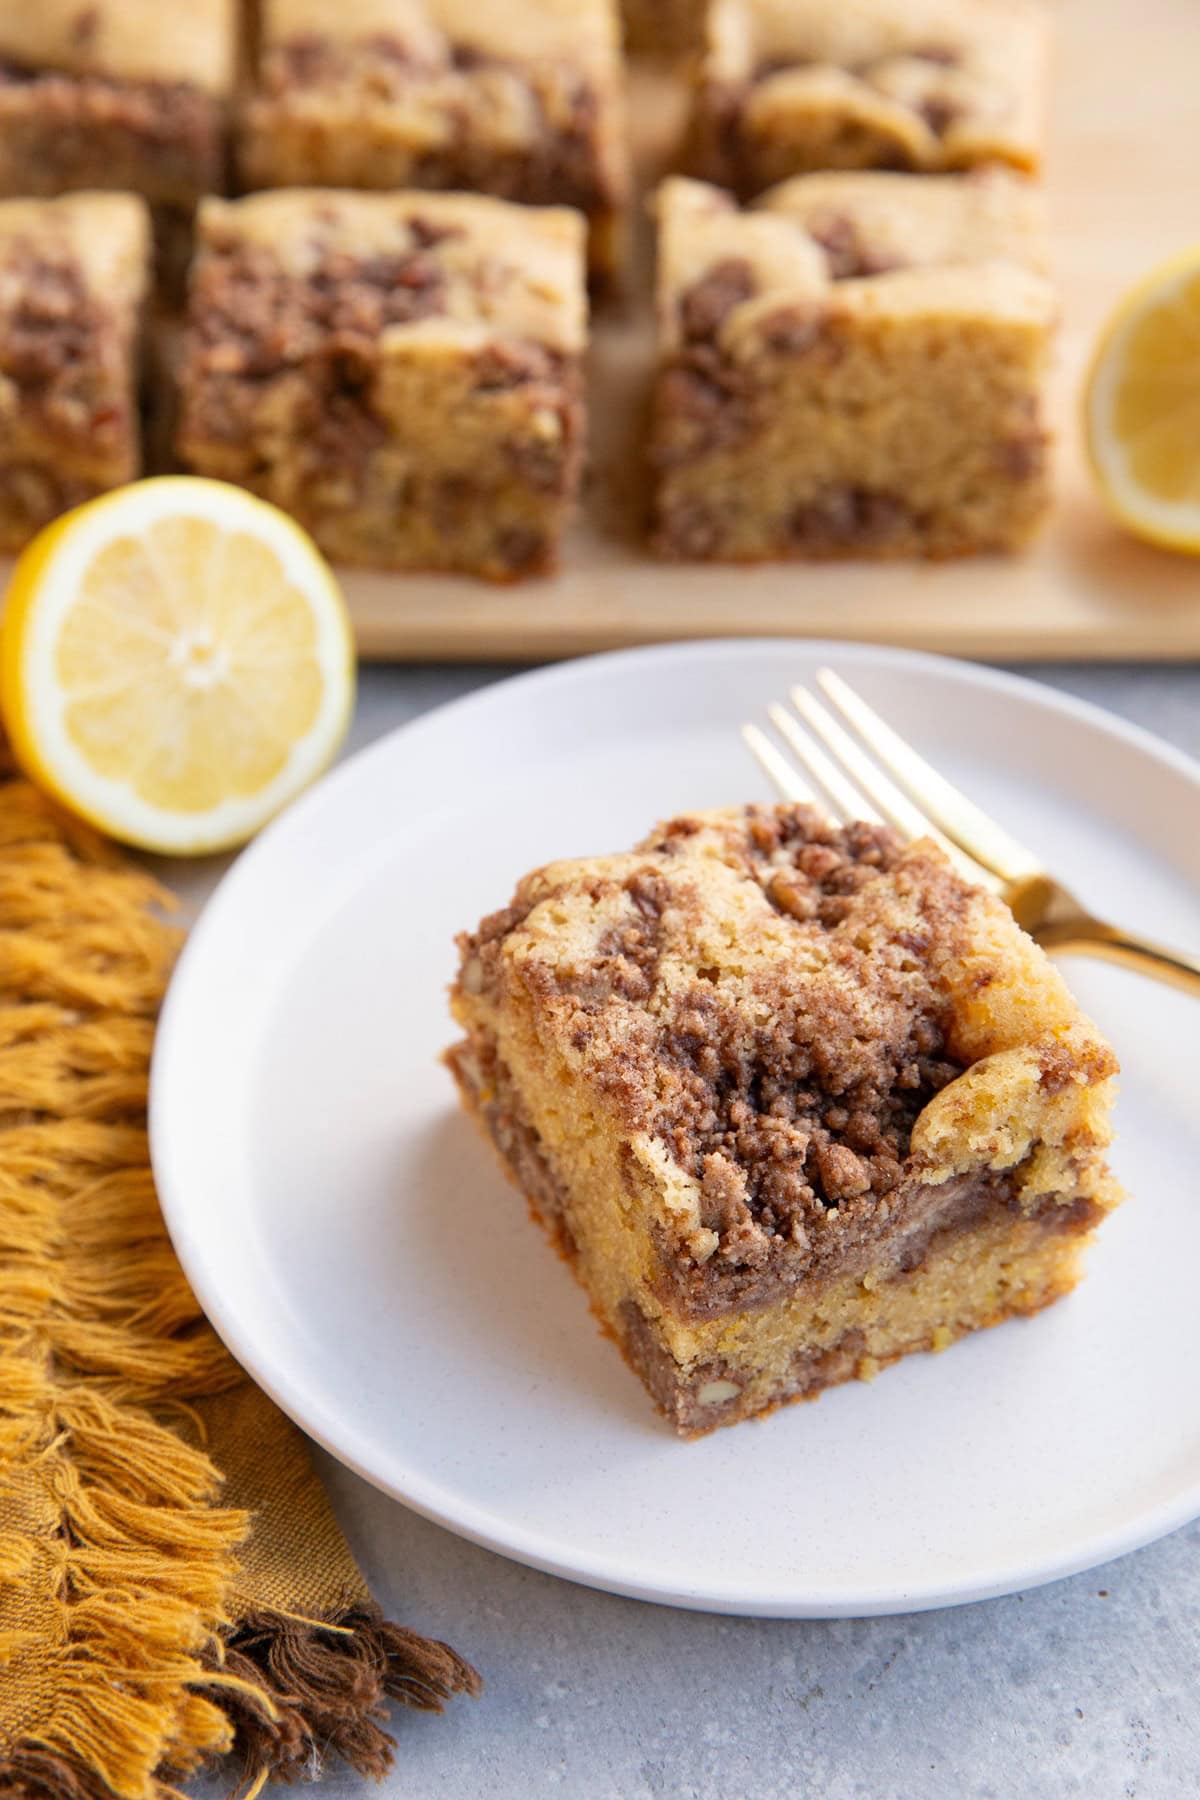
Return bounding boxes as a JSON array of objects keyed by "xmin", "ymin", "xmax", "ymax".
[{"xmin": 0, "ymin": 776, "xmax": 479, "ymax": 1799}]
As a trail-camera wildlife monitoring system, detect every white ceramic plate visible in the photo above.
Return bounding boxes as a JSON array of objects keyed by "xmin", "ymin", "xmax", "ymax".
[{"xmin": 151, "ymin": 641, "xmax": 1200, "ymax": 1618}]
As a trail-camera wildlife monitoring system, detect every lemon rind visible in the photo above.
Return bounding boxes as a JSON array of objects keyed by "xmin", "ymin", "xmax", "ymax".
[
  {"xmin": 1, "ymin": 478, "xmax": 355, "ymax": 855},
  {"xmin": 1084, "ymin": 249, "xmax": 1200, "ymax": 553}
]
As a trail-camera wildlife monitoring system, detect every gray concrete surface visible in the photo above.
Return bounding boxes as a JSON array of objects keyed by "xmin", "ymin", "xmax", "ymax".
[{"xmin": 192, "ymin": 658, "xmax": 1200, "ymax": 1800}]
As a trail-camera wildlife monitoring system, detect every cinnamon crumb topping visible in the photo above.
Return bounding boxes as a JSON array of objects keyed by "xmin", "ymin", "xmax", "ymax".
[{"xmin": 458, "ymin": 805, "xmax": 976, "ymax": 1274}]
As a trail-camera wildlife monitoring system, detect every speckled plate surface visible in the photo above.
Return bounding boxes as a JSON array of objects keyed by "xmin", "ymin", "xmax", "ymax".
[{"xmin": 151, "ymin": 641, "xmax": 1200, "ymax": 1617}]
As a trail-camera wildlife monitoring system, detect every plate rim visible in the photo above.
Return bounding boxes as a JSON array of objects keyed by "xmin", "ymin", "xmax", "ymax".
[{"xmin": 151, "ymin": 638, "xmax": 1200, "ymax": 1617}]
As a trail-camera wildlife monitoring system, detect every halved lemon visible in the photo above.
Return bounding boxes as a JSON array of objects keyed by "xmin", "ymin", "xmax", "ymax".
[
  {"xmin": 1, "ymin": 478, "xmax": 355, "ymax": 854},
  {"xmin": 1084, "ymin": 245, "xmax": 1200, "ymax": 553}
]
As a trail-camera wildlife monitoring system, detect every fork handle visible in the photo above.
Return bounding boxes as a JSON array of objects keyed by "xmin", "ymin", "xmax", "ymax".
[{"xmin": 1034, "ymin": 917, "xmax": 1200, "ymax": 998}]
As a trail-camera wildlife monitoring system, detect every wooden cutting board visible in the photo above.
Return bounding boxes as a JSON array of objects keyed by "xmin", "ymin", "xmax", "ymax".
[{"xmin": 321, "ymin": 0, "xmax": 1200, "ymax": 660}]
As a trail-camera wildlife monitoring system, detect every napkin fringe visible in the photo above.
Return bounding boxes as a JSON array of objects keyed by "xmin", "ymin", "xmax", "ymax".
[
  {"xmin": 0, "ymin": 779, "xmax": 480, "ymax": 1800},
  {"xmin": 210, "ymin": 1604, "xmax": 483, "ymax": 1790},
  {"xmin": 0, "ymin": 1329, "xmax": 252, "ymax": 1799},
  {"xmin": 0, "ymin": 808, "xmax": 252, "ymax": 1800},
  {"xmin": 0, "ymin": 1745, "xmax": 140, "ymax": 1800}
]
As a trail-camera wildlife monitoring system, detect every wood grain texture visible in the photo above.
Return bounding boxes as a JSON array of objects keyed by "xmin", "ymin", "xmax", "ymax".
[{"xmin": 300, "ymin": 0, "xmax": 1200, "ymax": 660}]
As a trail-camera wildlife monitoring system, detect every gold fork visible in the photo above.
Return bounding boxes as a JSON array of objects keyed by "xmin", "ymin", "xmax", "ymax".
[{"xmin": 743, "ymin": 668, "xmax": 1200, "ymax": 998}]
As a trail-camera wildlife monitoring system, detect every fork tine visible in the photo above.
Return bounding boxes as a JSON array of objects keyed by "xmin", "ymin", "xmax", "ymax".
[
  {"xmin": 766, "ymin": 702, "xmax": 882, "ymax": 825},
  {"xmin": 741, "ymin": 723, "xmax": 818, "ymax": 806},
  {"xmin": 815, "ymin": 668, "xmax": 1042, "ymax": 883},
  {"xmin": 789, "ymin": 687, "xmax": 1001, "ymax": 890},
  {"xmin": 791, "ymin": 687, "xmax": 951, "ymax": 844}
]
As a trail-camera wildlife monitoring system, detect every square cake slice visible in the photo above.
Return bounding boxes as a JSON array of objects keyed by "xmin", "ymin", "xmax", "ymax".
[
  {"xmin": 448, "ymin": 804, "xmax": 1121, "ymax": 1437},
  {"xmin": 687, "ymin": 0, "xmax": 1049, "ymax": 195},
  {"xmin": 177, "ymin": 189, "xmax": 587, "ymax": 579},
  {"xmin": 0, "ymin": 194, "xmax": 150, "ymax": 553},
  {"xmin": 0, "ymin": 1, "xmax": 234, "ymax": 266},
  {"xmin": 239, "ymin": 0, "xmax": 629, "ymax": 283},
  {"xmin": 649, "ymin": 172, "xmax": 1055, "ymax": 560}
]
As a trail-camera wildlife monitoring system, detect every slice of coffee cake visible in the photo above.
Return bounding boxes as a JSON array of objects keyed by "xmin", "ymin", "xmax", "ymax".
[
  {"xmin": 649, "ymin": 172, "xmax": 1055, "ymax": 562},
  {"xmin": 177, "ymin": 189, "xmax": 587, "ymax": 579},
  {"xmin": 448, "ymin": 805, "xmax": 1121, "ymax": 1436}
]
